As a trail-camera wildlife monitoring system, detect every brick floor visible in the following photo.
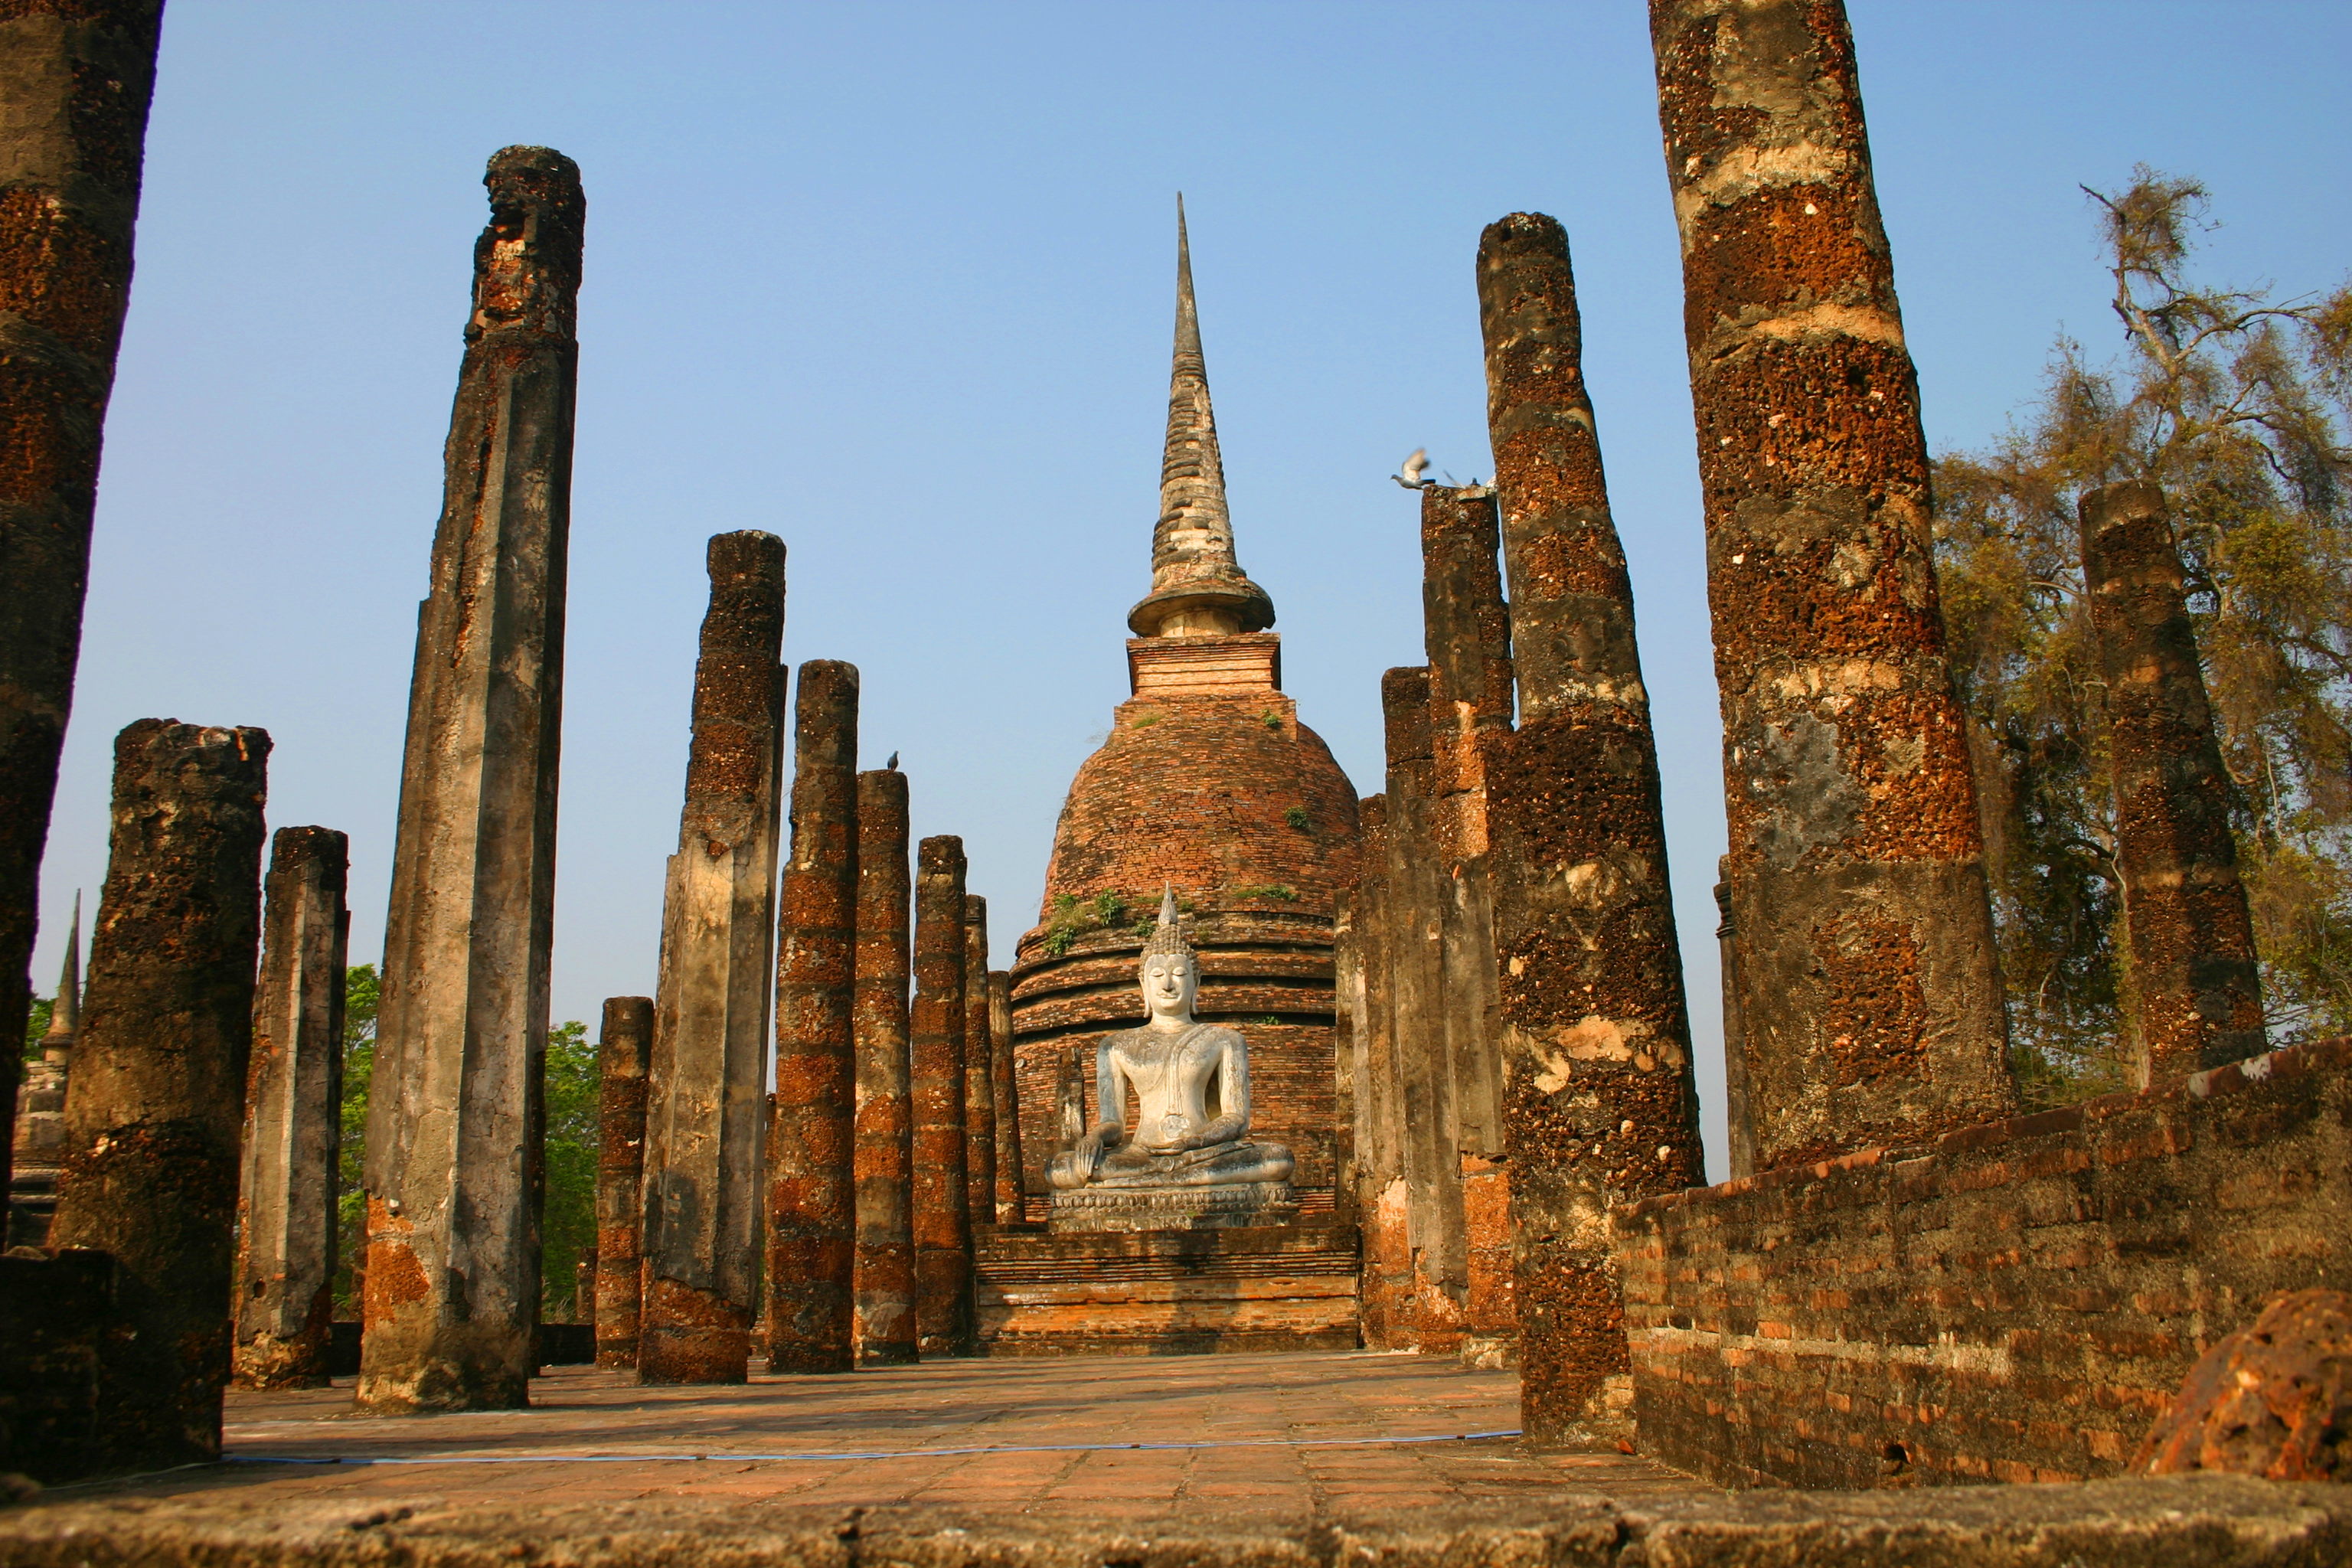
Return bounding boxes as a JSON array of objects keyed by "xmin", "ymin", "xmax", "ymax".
[{"xmin": 65, "ymin": 1351, "xmax": 1697, "ymax": 1521}]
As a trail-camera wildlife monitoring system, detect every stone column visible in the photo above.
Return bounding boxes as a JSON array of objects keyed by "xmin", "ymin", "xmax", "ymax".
[
  {"xmin": 988, "ymin": 972, "xmax": 1021, "ymax": 1224},
  {"xmin": 1418, "ymin": 484, "xmax": 1514, "ymax": 1367},
  {"xmin": 593, "ymin": 996, "xmax": 652, "ymax": 1370},
  {"xmin": 361, "ymin": 146, "xmax": 583, "ymax": 1413},
  {"xmin": 2079, "ymin": 482, "xmax": 2265, "ymax": 1083},
  {"xmin": 1348, "ymin": 795, "xmax": 1413, "ymax": 1348},
  {"xmin": 1380, "ymin": 665, "xmax": 1465, "ymax": 1349},
  {"xmin": 766, "ymin": 660, "xmax": 859, "ymax": 1373},
  {"xmin": 233, "ymin": 826, "xmax": 350, "ymax": 1390},
  {"xmin": 0, "ymin": 0, "xmax": 164, "ymax": 1204},
  {"xmin": 911, "ymin": 835, "xmax": 972, "ymax": 1355},
  {"xmin": 961, "ymin": 895, "xmax": 996, "ymax": 1230},
  {"xmin": 640, "ymin": 531, "xmax": 786, "ymax": 1384},
  {"xmin": 51, "ymin": 718, "xmax": 270, "ymax": 1469},
  {"xmin": 1715, "ymin": 864, "xmax": 1755, "ymax": 1180},
  {"xmin": 853, "ymin": 768, "xmax": 916, "ymax": 1364},
  {"xmin": 1651, "ymin": 0, "xmax": 2011, "ymax": 1169},
  {"xmin": 1475, "ymin": 210, "xmax": 1706, "ymax": 1439}
]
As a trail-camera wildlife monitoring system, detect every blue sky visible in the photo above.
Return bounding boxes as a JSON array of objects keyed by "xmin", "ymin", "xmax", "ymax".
[{"xmin": 34, "ymin": 2, "xmax": 2349, "ymax": 1178}]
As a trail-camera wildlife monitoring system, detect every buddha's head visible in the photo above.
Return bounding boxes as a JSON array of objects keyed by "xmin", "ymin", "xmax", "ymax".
[{"xmin": 1138, "ymin": 884, "xmax": 1197, "ymax": 1022}]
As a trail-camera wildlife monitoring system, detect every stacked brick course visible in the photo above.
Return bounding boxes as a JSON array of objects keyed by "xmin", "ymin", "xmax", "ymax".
[{"xmin": 1616, "ymin": 1037, "xmax": 2350, "ymax": 1489}]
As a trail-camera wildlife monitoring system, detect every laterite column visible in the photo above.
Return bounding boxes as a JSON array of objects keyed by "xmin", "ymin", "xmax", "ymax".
[
  {"xmin": 0, "ymin": 2, "xmax": 164, "ymax": 1196},
  {"xmin": 593, "ymin": 997, "xmax": 652, "ymax": 1369},
  {"xmin": 911, "ymin": 835, "xmax": 972, "ymax": 1354},
  {"xmin": 852, "ymin": 767, "xmax": 916, "ymax": 1364},
  {"xmin": 51, "ymin": 719, "xmax": 270, "ymax": 1468},
  {"xmin": 988, "ymin": 972, "xmax": 1021, "ymax": 1224},
  {"xmin": 1476, "ymin": 211, "xmax": 1705, "ymax": 1440},
  {"xmin": 361, "ymin": 147, "xmax": 584, "ymax": 1412},
  {"xmin": 641, "ymin": 531, "xmax": 786, "ymax": 1383},
  {"xmin": 2079, "ymin": 481, "xmax": 2264, "ymax": 1082},
  {"xmin": 766, "ymin": 660, "xmax": 859, "ymax": 1372},
  {"xmin": 234, "ymin": 826, "xmax": 351, "ymax": 1389},
  {"xmin": 1653, "ymin": 0, "xmax": 2011, "ymax": 1168},
  {"xmin": 962, "ymin": 895, "xmax": 996, "ymax": 1229}
]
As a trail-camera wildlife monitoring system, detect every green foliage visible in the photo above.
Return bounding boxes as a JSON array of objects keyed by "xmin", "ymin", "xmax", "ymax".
[
  {"xmin": 23, "ymin": 996, "xmax": 51, "ymax": 1060},
  {"xmin": 333, "ymin": 964, "xmax": 380, "ymax": 1316},
  {"xmin": 1129, "ymin": 710, "xmax": 1162, "ymax": 728},
  {"xmin": 1230, "ymin": 884, "xmax": 1298, "ymax": 903},
  {"xmin": 540, "ymin": 1018, "xmax": 599, "ymax": 1321},
  {"xmin": 1040, "ymin": 891, "xmax": 1133, "ymax": 956},
  {"xmin": 1935, "ymin": 168, "xmax": 2352, "ymax": 1103},
  {"xmin": 1283, "ymin": 805, "xmax": 1312, "ymax": 831},
  {"xmin": 1260, "ymin": 710, "xmax": 1282, "ymax": 730}
]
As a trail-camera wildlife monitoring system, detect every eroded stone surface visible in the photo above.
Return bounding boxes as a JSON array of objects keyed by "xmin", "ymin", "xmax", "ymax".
[{"xmin": 2138, "ymin": 1288, "xmax": 2352, "ymax": 1482}]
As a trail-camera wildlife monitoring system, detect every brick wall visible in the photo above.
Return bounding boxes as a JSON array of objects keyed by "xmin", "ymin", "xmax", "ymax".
[{"xmin": 1615, "ymin": 1038, "xmax": 2350, "ymax": 1489}]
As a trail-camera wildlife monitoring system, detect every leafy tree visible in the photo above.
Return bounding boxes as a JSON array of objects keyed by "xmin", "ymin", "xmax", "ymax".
[
  {"xmin": 22, "ymin": 995, "xmax": 52, "ymax": 1060},
  {"xmin": 1935, "ymin": 168, "xmax": 2352, "ymax": 1106},
  {"xmin": 539, "ymin": 1017, "xmax": 599, "ymax": 1321},
  {"xmin": 333, "ymin": 963, "xmax": 379, "ymax": 1315}
]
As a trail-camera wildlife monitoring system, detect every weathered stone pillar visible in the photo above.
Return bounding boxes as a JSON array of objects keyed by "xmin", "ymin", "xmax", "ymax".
[
  {"xmin": 1651, "ymin": 1, "xmax": 2011, "ymax": 1169},
  {"xmin": 1715, "ymin": 864, "xmax": 1755, "ymax": 1180},
  {"xmin": 1475, "ymin": 210, "xmax": 1706, "ymax": 1439},
  {"xmin": 911, "ymin": 835, "xmax": 972, "ymax": 1355},
  {"xmin": 1348, "ymin": 795, "xmax": 1411, "ymax": 1348},
  {"xmin": 1418, "ymin": 484, "xmax": 1515, "ymax": 1367},
  {"xmin": 640, "ymin": 531, "xmax": 786, "ymax": 1384},
  {"xmin": 962, "ymin": 896, "xmax": 996, "ymax": 1229},
  {"xmin": 2079, "ymin": 481, "xmax": 2265, "ymax": 1083},
  {"xmin": 233, "ymin": 827, "xmax": 350, "ymax": 1390},
  {"xmin": 592, "ymin": 996, "xmax": 652, "ymax": 1369},
  {"xmin": 51, "ymin": 718, "xmax": 270, "ymax": 1469},
  {"xmin": 853, "ymin": 767, "xmax": 916, "ymax": 1364},
  {"xmin": 361, "ymin": 146, "xmax": 583, "ymax": 1413},
  {"xmin": 0, "ymin": 1, "xmax": 164, "ymax": 1203},
  {"xmin": 766, "ymin": 659, "xmax": 859, "ymax": 1373},
  {"xmin": 988, "ymin": 972, "xmax": 1021, "ymax": 1224},
  {"xmin": 1381, "ymin": 665, "xmax": 1465, "ymax": 1349}
]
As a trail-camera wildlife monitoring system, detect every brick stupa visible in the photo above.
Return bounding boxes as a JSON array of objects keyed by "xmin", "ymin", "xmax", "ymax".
[{"xmin": 1010, "ymin": 203, "xmax": 1361, "ymax": 1222}]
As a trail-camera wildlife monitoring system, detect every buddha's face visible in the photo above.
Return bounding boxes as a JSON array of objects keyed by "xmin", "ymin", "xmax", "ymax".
[{"xmin": 1140, "ymin": 952, "xmax": 1197, "ymax": 1019}]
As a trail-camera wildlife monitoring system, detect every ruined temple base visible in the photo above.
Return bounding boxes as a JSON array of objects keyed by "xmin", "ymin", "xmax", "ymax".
[
  {"xmin": 1047, "ymin": 1180, "xmax": 1296, "ymax": 1233},
  {"xmin": 975, "ymin": 1222, "xmax": 1354, "ymax": 1354}
]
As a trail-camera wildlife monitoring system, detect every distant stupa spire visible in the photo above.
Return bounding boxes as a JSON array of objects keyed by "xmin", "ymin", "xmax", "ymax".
[
  {"xmin": 43, "ymin": 890, "xmax": 80, "ymax": 1045},
  {"xmin": 1128, "ymin": 195, "xmax": 1275, "ymax": 639}
]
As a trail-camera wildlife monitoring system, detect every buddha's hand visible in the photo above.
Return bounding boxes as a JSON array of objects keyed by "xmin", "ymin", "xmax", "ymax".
[{"xmin": 1073, "ymin": 1121, "xmax": 1123, "ymax": 1178}]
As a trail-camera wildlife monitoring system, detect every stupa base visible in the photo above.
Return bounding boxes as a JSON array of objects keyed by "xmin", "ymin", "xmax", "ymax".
[{"xmin": 1047, "ymin": 1181, "xmax": 1297, "ymax": 1233}]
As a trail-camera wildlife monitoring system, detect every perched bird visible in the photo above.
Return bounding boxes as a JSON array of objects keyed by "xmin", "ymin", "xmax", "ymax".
[
  {"xmin": 885, "ymin": 751, "xmax": 900, "ymax": 770},
  {"xmin": 1393, "ymin": 448, "xmax": 1432, "ymax": 489}
]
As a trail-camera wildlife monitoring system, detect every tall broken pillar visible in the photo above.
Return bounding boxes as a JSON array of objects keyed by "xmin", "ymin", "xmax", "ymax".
[
  {"xmin": 233, "ymin": 826, "xmax": 351, "ymax": 1390},
  {"xmin": 1651, "ymin": 0, "xmax": 2011, "ymax": 1168},
  {"xmin": 1475, "ymin": 211, "xmax": 1706, "ymax": 1441},
  {"xmin": 640, "ymin": 531, "xmax": 786, "ymax": 1384},
  {"xmin": 962, "ymin": 895, "xmax": 996, "ymax": 1230},
  {"xmin": 1417, "ymin": 483, "xmax": 1515, "ymax": 1367},
  {"xmin": 852, "ymin": 767, "xmax": 917, "ymax": 1364},
  {"xmin": 593, "ymin": 997, "xmax": 652, "ymax": 1370},
  {"xmin": 1377, "ymin": 665, "xmax": 1466, "ymax": 1350},
  {"xmin": 767, "ymin": 659, "xmax": 859, "ymax": 1373},
  {"xmin": 51, "ymin": 718, "xmax": 270, "ymax": 1469},
  {"xmin": 988, "ymin": 972, "xmax": 1022, "ymax": 1224},
  {"xmin": 0, "ymin": 1, "xmax": 165, "ymax": 1202},
  {"xmin": 2079, "ymin": 481, "xmax": 2265, "ymax": 1083},
  {"xmin": 361, "ymin": 146, "xmax": 585, "ymax": 1413},
  {"xmin": 911, "ymin": 835, "xmax": 972, "ymax": 1355},
  {"xmin": 1338, "ymin": 795, "xmax": 1412, "ymax": 1348}
]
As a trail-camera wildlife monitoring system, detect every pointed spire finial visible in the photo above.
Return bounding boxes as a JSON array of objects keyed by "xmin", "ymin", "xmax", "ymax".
[
  {"xmin": 44, "ymin": 890, "xmax": 80, "ymax": 1043},
  {"xmin": 1128, "ymin": 196, "xmax": 1275, "ymax": 639}
]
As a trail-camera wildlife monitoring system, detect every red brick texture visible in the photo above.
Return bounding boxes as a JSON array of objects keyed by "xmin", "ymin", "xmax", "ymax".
[{"xmin": 1615, "ymin": 1038, "xmax": 2351, "ymax": 1489}]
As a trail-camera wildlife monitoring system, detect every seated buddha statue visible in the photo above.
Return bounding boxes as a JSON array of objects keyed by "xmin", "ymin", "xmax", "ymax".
[{"xmin": 1049, "ymin": 887, "xmax": 1294, "ymax": 1205}]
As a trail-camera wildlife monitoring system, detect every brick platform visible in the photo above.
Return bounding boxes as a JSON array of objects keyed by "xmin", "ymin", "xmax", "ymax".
[
  {"xmin": 1616, "ymin": 1037, "xmax": 2351, "ymax": 1490},
  {"xmin": 974, "ymin": 1224, "xmax": 1360, "ymax": 1354}
]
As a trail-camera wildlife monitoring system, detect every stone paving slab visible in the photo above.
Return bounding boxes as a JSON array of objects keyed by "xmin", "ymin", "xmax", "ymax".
[{"xmin": 139, "ymin": 1351, "xmax": 1684, "ymax": 1520}]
